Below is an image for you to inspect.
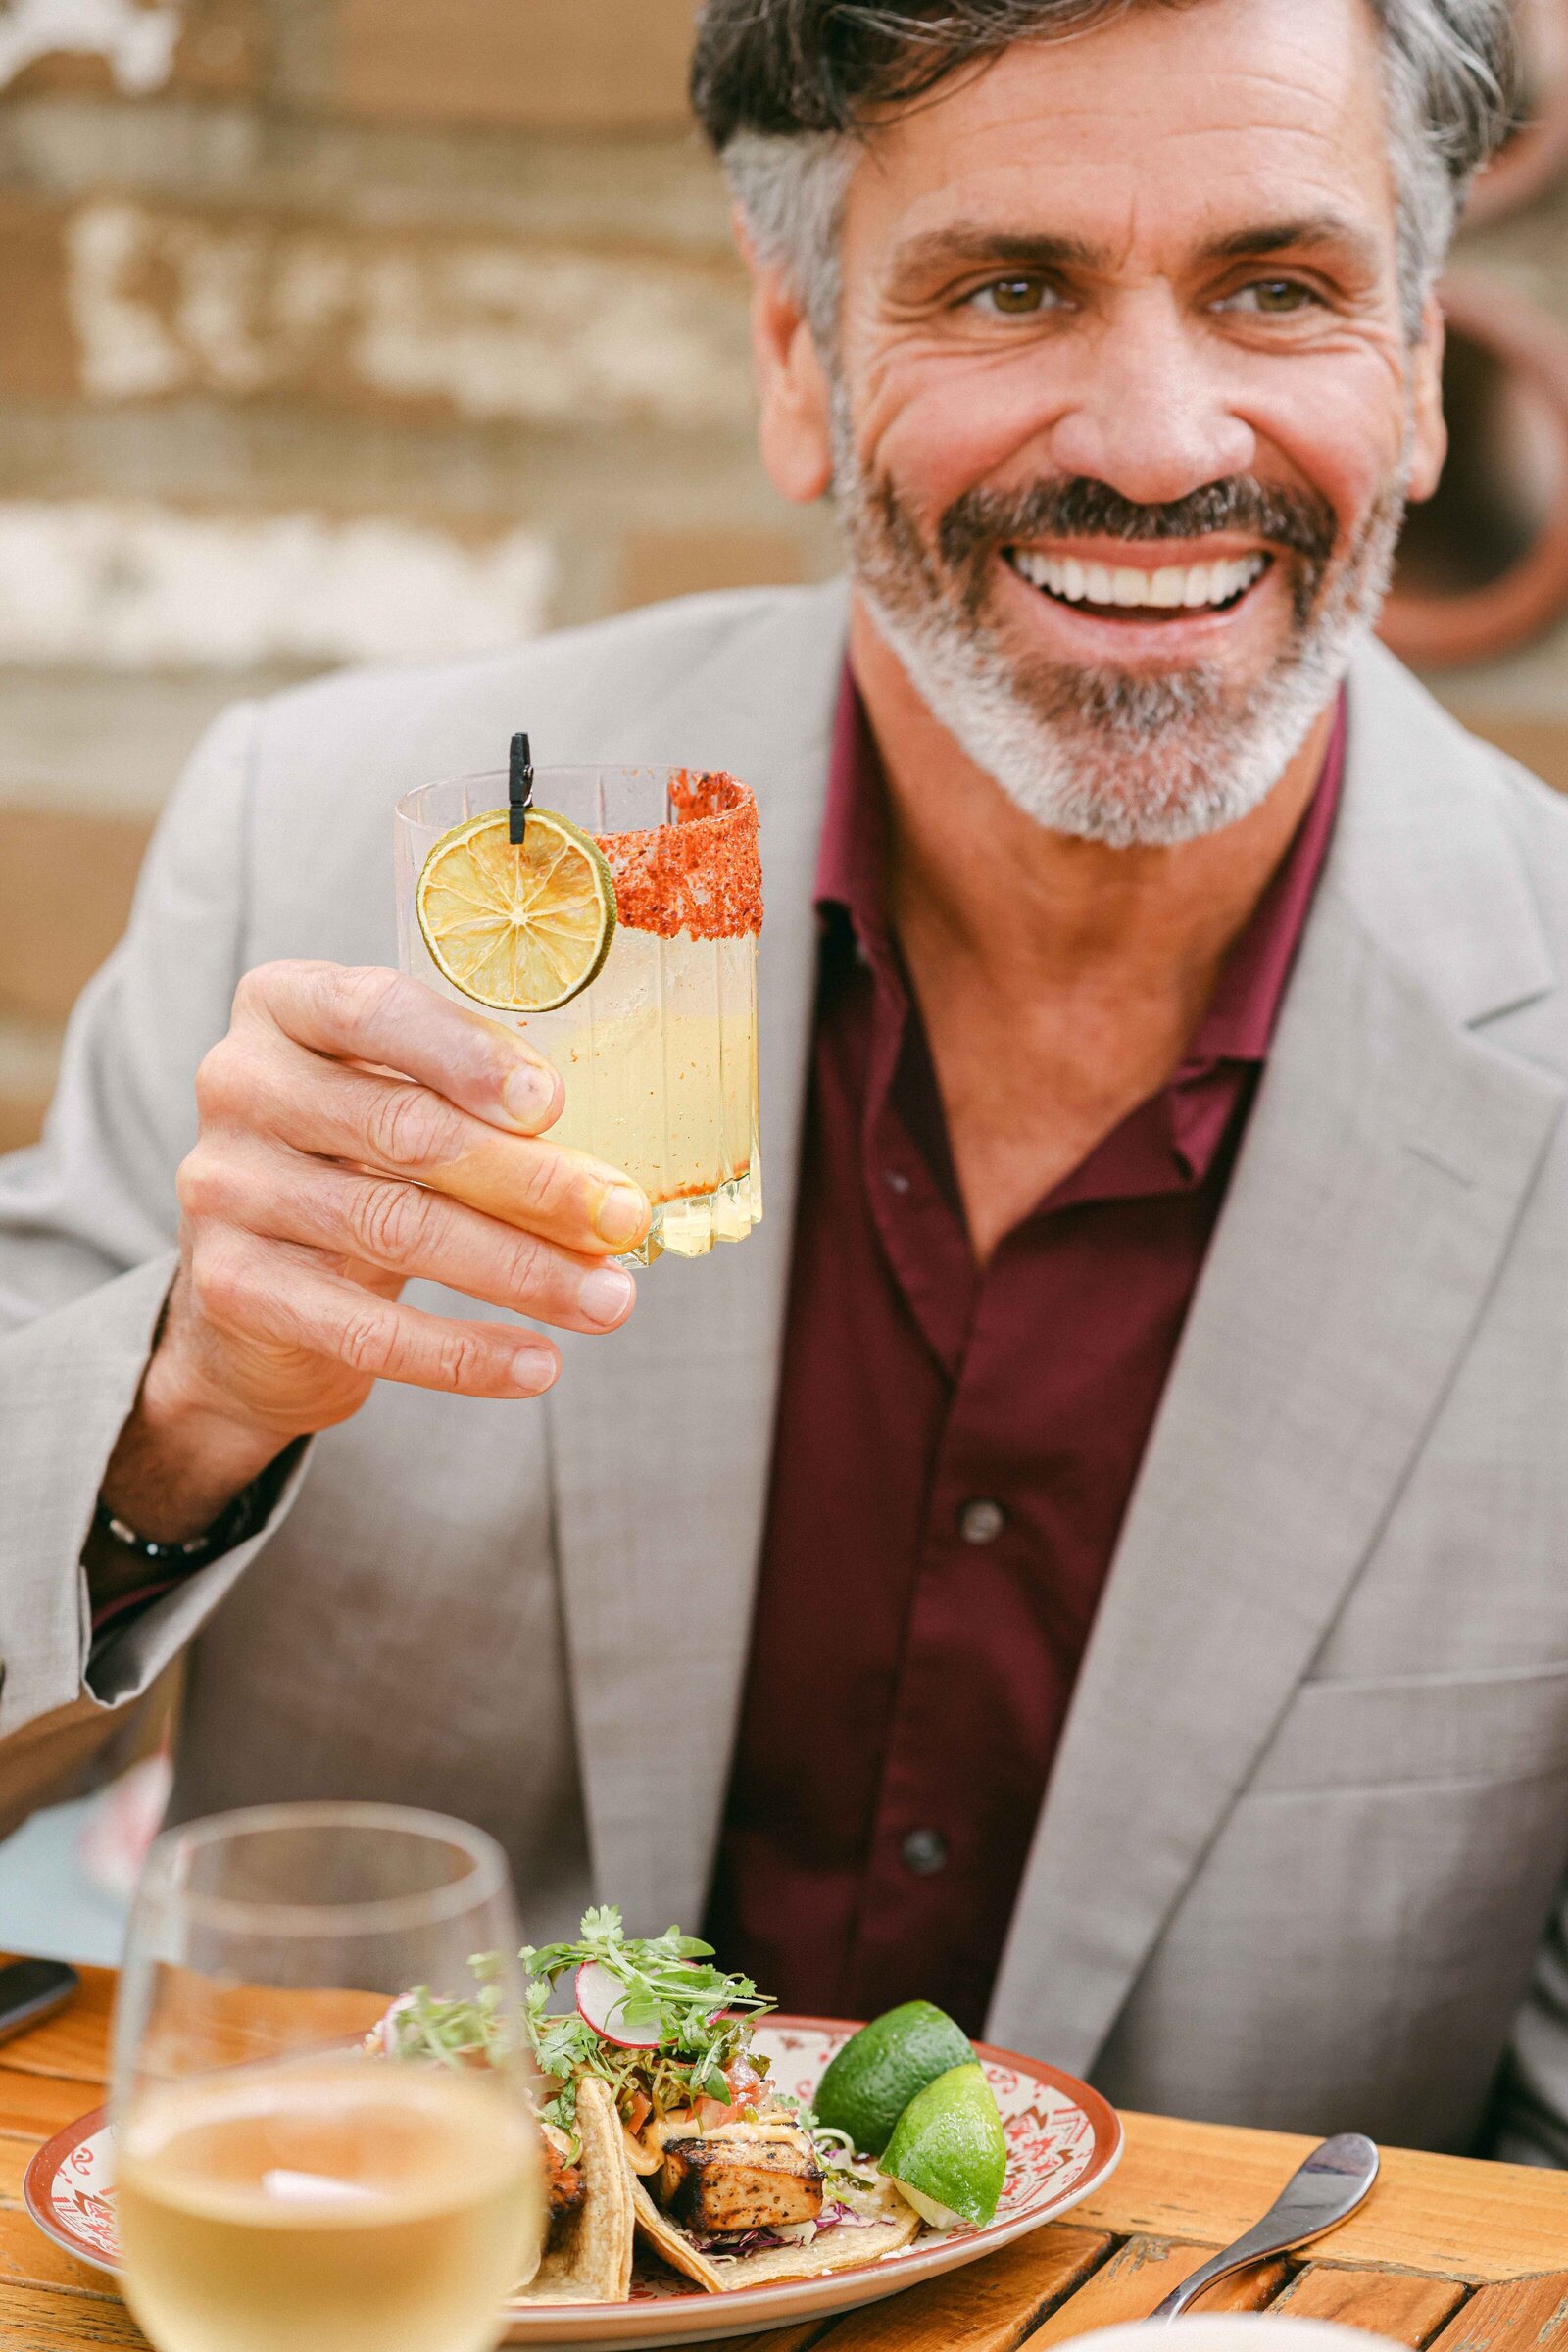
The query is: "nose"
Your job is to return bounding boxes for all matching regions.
[1047,286,1257,504]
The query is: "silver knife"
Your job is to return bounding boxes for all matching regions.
[1151,2132,1381,2320]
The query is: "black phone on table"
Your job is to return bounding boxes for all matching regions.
[0,1957,78,2044]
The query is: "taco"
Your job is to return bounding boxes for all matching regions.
[516,2075,634,2303]
[519,1908,922,2293]
[365,1993,634,2303]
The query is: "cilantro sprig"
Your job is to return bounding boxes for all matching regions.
[375,1907,777,2140]
[522,1905,775,2117]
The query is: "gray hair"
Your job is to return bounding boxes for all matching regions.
[694,0,1518,343]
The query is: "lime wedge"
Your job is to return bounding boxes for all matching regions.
[812,2000,974,2157]
[416,807,616,1013]
[882,2061,1007,2230]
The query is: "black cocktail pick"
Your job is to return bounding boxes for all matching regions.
[509,731,534,847]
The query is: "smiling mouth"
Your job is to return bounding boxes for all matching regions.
[1004,548,1272,618]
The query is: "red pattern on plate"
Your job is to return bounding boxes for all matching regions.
[25,2015,1122,2330]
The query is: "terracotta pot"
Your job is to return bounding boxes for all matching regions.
[1466,0,1568,222]
[1378,275,1568,667]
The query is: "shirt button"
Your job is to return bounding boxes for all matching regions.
[901,1827,950,1879]
[884,1169,912,1196]
[958,1498,1007,1546]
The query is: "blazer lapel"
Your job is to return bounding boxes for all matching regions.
[988,649,1565,2069]
[545,585,848,1934]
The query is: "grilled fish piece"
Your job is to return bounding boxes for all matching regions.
[542,2122,586,2222]
[659,2128,824,2236]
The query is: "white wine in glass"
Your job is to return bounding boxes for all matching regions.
[112,1803,544,2352]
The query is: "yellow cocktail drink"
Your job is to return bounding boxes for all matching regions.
[396,766,762,1264]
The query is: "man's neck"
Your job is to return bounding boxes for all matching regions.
[847,596,1339,1257]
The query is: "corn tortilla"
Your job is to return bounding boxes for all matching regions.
[516,2078,635,2303]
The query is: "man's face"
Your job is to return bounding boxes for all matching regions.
[758,0,1446,844]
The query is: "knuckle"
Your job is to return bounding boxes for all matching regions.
[496,1226,550,1300]
[364,1083,458,1174]
[188,1231,260,1330]
[232,959,294,1025]
[229,965,265,1021]
[514,1146,574,1224]
[175,1145,233,1224]
[429,1322,496,1393]
[336,1304,398,1378]
[348,1176,437,1270]
[329,963,403,1052]
[194,1038,244,1123]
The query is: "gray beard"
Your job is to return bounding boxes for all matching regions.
[833,398,1409,849]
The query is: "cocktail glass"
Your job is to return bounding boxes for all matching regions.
[395,767,761,1266]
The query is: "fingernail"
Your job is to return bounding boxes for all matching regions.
[510,1345,557,1395]
[504,1061,557,1128]
[595,1185,649,1249]
[578,1266,635,1329]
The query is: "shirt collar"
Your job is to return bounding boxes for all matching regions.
[815,663,1346,1076]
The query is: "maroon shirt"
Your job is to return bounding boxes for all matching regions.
[705,675,1345,2035]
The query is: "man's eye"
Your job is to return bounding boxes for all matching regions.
[1221,278,1321,316]
[971,277,1054,317]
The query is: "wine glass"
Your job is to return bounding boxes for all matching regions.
[111,1802,544,2352]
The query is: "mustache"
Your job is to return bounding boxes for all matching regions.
[936,476,1340,573]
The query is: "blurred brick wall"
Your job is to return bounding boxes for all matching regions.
[0,0,1564,1149]
[0,0,843,1145]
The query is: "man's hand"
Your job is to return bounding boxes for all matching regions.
[104,962,651,1543]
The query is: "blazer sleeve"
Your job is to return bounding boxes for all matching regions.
[1494,1895,1568,2169]
[0,698,309,1819]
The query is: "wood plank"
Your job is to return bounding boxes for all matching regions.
[0,2135,38,2206]
[693,2330,827,2352]
[1271,2265,1469,2345]
[0,2075,106,2141]
[1073,2112,1568,2284]
[1430,2269,1568,2352]
[1028,2237,1286,2341]
[0,2205,120,2299]
[0,1964,115,2091]
[334,0,699,131]
[813,2225,1113,2352]
[0,2281,146,2345]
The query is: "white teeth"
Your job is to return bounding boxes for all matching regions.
[1008,550,1268,612]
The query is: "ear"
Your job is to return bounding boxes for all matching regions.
[736,206,835,505]
[1405,291,1447,505]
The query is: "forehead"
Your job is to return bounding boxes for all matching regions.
[847,0,1398,265]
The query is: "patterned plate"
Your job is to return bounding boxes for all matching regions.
[25,2016,1122,2349]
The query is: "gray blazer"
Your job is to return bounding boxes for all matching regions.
[4,583,1568,2165]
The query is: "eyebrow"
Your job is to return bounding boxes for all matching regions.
[888,212,1381,287]
[888,227,1103,283]
[1199,214,1381,270]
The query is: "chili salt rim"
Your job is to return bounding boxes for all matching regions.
[599,770,762,941]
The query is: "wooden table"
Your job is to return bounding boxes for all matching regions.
[4,1961,1568,2350]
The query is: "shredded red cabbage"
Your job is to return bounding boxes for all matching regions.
[691,2204,877,2258]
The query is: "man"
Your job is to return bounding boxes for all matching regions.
[3,0,1567,2161]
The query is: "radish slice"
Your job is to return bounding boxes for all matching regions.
[576,1960,662,2049]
